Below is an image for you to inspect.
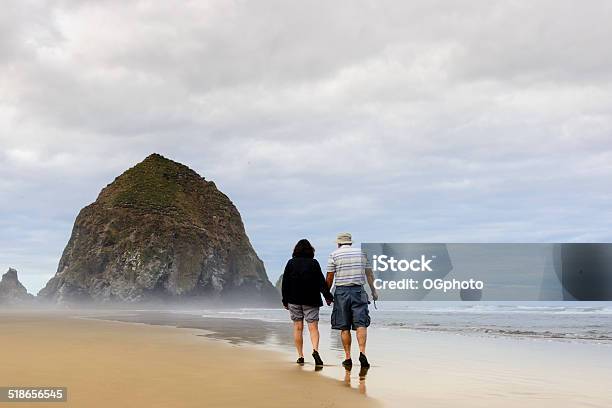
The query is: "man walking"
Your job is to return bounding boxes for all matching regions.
[326,233,378,368]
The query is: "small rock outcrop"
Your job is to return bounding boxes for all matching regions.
[275,274,283,293]
[38,154,278,305]
[0,268,34,304]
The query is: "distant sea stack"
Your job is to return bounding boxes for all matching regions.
[38,154,278,305]
[275,274,283,293]
[0,268,34,304]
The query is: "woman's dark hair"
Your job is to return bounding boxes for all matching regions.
[293,239,315,258]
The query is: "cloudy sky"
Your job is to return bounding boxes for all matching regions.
[2,0,612,293]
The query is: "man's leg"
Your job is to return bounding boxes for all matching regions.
[341,329,352,360]
[352,288,371,367]
[307,321,320,351]
[332,288,353,365]
[356,327,367,354]
[293,320,304,358]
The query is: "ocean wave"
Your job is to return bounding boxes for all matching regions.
[188,304,612,344]
[382,322,612,343]
[374,304,612,315]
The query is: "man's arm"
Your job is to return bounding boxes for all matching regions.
[326,272,334,291]
[324,273,334,305]
[365,267,378,301]
[326,253,336,292]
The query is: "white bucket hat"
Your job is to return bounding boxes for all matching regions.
[336,232,352,245]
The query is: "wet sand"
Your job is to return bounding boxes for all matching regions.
[96,310,612,408]
[0,311,377,408]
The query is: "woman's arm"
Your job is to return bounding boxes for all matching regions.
[281,260,291,308]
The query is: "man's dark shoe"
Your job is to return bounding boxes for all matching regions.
[359,352,370,368]
[312,350,324,367]
[342,358,353,369]
[296,357,305,365]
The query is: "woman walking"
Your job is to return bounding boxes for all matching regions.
[282,239,333,366]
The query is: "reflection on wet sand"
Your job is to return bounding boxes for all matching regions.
[93,311,295,346]
[95,311,373,395]
[344,366,370,395]
[95,311,355,357]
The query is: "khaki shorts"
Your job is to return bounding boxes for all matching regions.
[288,304,320,323]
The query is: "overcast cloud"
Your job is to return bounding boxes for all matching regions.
[2,0,612,293]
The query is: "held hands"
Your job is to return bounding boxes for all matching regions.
[326,298,333,306]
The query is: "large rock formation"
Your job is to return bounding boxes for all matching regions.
[39,154,278,305]
[0,268,34,304]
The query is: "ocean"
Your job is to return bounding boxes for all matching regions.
[193,301,612,344]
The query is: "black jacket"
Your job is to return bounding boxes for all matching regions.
[281,257,333,307]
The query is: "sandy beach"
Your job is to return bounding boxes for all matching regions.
[2,307,612,408]
[0,311,377,408]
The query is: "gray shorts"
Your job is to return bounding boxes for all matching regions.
[331,285,370,330]
[288,304,320,323]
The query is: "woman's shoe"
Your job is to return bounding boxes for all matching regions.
[296,357,305,365]
[312,350,324,367]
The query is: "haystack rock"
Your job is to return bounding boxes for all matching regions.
[38,154,278,305]
[0,268,34,304]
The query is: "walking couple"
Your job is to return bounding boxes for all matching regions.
[281,233,378,369]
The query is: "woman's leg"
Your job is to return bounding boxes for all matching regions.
[293,320,304,358]
[307,321,320,351]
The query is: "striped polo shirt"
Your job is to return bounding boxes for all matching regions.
[327,245,370,286]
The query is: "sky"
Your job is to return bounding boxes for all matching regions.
[1,0,612,294]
